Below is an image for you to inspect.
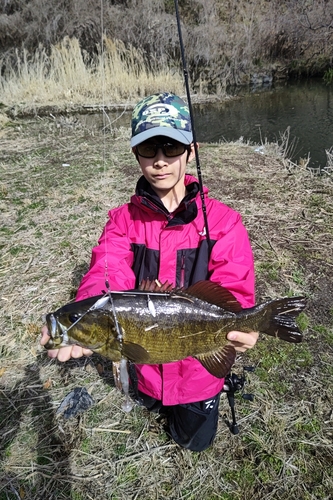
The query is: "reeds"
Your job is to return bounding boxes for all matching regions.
[0,36,184,108]
[1,0,333,99]
[324,147,333,174]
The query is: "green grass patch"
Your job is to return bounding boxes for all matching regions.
[0,120,332,500]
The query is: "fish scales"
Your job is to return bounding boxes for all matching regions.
[104,296,261,361]
[45,281,306,378]
[107,294,235,363]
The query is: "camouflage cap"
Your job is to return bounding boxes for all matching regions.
[131,92,193,147]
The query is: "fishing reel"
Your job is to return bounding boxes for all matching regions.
[223,366,255,435]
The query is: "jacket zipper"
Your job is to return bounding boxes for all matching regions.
[180,251,185,288]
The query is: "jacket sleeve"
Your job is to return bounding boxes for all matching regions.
[75,210,136,301]
[209,211,255,309]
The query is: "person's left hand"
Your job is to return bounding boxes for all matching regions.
[227,330,259,352]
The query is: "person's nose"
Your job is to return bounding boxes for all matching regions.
[153,148,168,167]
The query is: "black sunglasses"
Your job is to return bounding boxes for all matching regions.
[136,141,189,158]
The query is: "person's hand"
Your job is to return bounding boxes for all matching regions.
[227,330,259,352]
[40,325,93,362]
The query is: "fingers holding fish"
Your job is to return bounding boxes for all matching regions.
[139,279,174,292]
[40,325,52,347]
[43,281,305,377]
[40,325,93,361]
[55,344,93,361]
[48,344,73,361]
[227,330,259,352]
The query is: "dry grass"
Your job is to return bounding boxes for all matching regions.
[1,0,333,91]
[324,147,333,175]
[0,36,184,114]
[0,115,332,499]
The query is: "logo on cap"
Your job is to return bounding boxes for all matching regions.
[130,92,193,147]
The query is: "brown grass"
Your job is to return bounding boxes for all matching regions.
[0,114,332,499]
[0,36,184,113]
[1,0,333,90]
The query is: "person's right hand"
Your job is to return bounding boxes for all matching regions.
[40,325,93,362]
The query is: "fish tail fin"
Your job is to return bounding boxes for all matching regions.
[263,296,306,343]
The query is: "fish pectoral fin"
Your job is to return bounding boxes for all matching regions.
[195,345,236,378]
[122,342,151,363]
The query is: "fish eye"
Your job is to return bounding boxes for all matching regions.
[68,313,81,324]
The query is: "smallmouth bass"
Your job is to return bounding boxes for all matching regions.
[45,281,306,378]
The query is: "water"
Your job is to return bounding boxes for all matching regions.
[77,79,333,169]
[193,79,333,169]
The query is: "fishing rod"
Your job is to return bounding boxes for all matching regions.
[174,0,212,251]
[174,1,256,434]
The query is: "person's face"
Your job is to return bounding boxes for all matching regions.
[133,136,195,195]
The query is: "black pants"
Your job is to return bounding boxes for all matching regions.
[138,390,221,452]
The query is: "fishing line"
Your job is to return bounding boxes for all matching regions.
[99,0,124,346]
[107,289,123,342]
[99,3,130,411]
[174,1,251,433]
[99,0,112,295]
[174,0,212,251]
[53,293,111,339]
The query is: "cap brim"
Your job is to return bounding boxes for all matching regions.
[131,127,193,147]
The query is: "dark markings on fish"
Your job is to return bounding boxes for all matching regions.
[45,280,306,379]
[195,345,236,378]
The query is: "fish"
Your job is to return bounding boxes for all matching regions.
[45,280,306,379]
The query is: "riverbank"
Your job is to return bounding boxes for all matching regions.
[0,35,234,120]
[0,117,332,499]
[0,37,185,117]
[1,94,227,119]
[2,1,333,91]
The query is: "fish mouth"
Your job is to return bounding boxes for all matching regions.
[48,313,58,339]
[46,313,70,347]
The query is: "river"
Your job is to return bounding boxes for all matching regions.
[193,78,333,170]
[79,78,332,170]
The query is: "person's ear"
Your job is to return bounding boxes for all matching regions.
[187,142,199,163]
[132,147,140,163]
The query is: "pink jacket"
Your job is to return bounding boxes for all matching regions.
[76,174,255,405]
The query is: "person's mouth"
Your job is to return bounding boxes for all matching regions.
[154,173,171,179]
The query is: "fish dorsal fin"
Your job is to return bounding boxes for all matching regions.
[195,345,236,378]
[185,281,242,312]
[138,279,242,312]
